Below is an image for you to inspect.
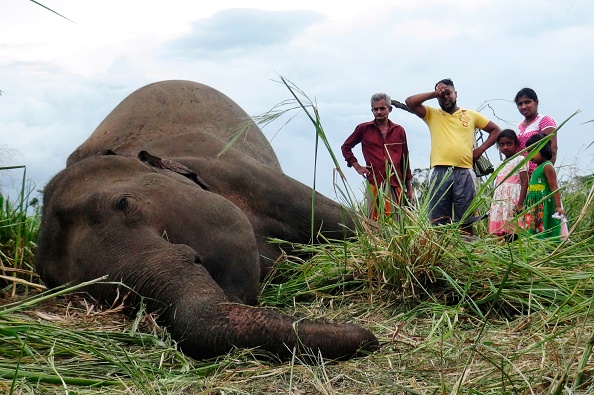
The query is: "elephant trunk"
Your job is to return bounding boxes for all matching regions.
[166,297,379,360]
[78,238,378,361]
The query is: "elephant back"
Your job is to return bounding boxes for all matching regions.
[67,80,281,170]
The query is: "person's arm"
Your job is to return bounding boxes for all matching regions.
[541,126,558,164]
[543,164,564,215]
[473,121,501,161]
[515,170,529,212]
[341,129,370,177]
[538,116,558,163]
[405,90,441,119]
[406,83,450,118]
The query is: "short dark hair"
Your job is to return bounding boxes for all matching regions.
[526,133,553,160]
[514,87,538,104]
[498,129,519,143]
[435,78,455,90]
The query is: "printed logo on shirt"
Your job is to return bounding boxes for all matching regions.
[459,109,469,128]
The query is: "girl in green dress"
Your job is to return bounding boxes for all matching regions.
[522,133,565,239]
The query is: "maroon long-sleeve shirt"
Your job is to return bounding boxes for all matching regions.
[341,120,412,188]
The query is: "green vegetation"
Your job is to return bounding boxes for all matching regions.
[0,166,41,298]
[1,88,594,394]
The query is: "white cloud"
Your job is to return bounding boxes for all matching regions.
[165,8,325,57]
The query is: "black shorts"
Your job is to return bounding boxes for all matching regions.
[428,166,476,225]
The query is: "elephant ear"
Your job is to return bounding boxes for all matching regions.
[138,150,209,190]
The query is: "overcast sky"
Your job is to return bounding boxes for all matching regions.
[1,0,592,203]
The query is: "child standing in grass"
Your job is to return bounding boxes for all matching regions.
[489,130,528,239]
[522,133,565,239]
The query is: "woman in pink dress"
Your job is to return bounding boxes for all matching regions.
[514,87,558,174]
[514,87,568,238]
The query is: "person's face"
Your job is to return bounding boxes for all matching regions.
[516,95,538,120]
[528,150,544,165]
[498,136,518,158]
[437,85,457,112]
[371,99,391,122]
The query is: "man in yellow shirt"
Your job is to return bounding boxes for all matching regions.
[405,79,500,235]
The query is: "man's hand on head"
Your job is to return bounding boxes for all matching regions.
[435,83,449,98]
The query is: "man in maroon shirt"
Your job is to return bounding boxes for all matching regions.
[341,93,413,220]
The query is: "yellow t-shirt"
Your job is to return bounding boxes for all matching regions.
[423,106,489,168]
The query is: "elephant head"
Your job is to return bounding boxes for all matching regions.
[35,80,378,360]
[36,153,378,359]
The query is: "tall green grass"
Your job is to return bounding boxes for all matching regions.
[258,81,594,320]
[0,166,41,297]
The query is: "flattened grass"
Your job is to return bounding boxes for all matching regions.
[0,283,230,394]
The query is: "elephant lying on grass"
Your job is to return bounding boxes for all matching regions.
[35,80,378,360]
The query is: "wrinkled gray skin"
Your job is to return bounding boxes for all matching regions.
[36,80,378,360]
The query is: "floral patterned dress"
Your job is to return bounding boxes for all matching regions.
[488,156,527,236]
[522,161,561,239]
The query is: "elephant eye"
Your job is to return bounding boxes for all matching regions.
[115,196,129,211]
